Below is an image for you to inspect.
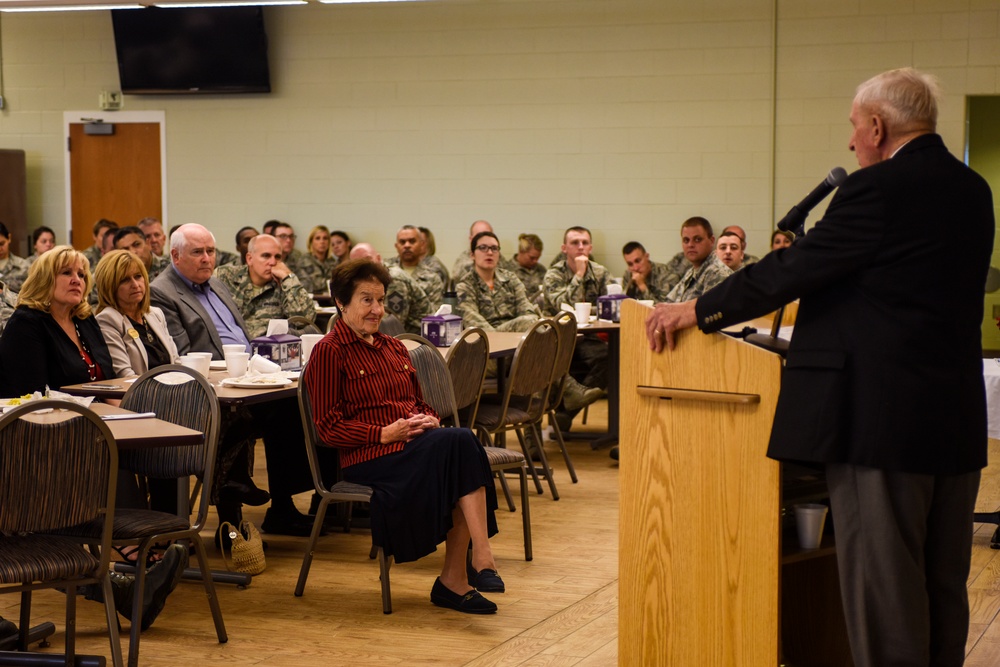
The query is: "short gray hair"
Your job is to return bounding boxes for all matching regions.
[854,67,940,133]
[170,224,216,253]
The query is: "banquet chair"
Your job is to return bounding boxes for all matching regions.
[91,365,226,667]
[296,369,393,614]
[287,315,322,335]
[378,313,405,336]
[0,400,123,667]
[542,312,581,483]
[442,328,517,510]
[472,319,561,500]
[398,334,532,561]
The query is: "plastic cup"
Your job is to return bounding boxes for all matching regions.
[794,503,829,550]
[300,334,324,365]
[222,344,247,356]
[225,352,250,378]
[574,302,592,325]
[177,354,210,378]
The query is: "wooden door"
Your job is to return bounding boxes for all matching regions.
[68,122,162,250]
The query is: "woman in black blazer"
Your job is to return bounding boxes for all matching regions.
[0,245,113,396]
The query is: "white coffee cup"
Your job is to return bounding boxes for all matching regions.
[225,352,250,378]
[177,354,210,378]
[574,302,592,325]
[300,334,324,365]
[637,299,655,308]
[794,503,829,550]
[222,344,247,356]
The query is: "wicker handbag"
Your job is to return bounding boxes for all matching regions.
[219,520,266,575]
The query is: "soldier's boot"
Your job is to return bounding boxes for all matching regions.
[562,376,604,413]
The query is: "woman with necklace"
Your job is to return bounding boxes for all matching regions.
[0,245,113,395]
[94,249,178,377]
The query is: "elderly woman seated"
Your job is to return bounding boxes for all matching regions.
[305,258,504,614]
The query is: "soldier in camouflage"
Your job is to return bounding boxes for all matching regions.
[295,225,339,294]
[416,226,451,289]
[665,217,733,302]
[385,225,445,306]
[451,220,514,287]
[0,280,17,334]
[83,219,118,271]
[714,232,746,272]
[272,221,310,286]
[542,226,617,316]
[113,226,171,284]
[0,223,29,293]
[455,231,540,332]
[213,234,316,339]
[621,241,679,302]
[350,243,431,334]
[722,225,760,267]
[511,233,547,308]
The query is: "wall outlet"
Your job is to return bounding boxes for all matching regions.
[100,90,123,111]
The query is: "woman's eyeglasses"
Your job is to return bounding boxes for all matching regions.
[475,245,500,254]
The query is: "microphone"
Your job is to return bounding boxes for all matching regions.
[776,167,848,233]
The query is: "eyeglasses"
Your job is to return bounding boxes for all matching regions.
[275,233,296,241]
[475,245,501,254]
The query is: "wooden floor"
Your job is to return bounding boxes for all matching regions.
[0,404,620,666]
[8,409,1000,665]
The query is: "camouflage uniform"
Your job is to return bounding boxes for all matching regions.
[451,250,513,288]
[83,244,102,271]
[282,248,307,279]
[385,265,432,334]
[665,252,733,303]
[0,281,17,334]
[147,254,170,283]
[216,249,240,268]
[664,251,691,282]
[294,253,337,294]
[623,261,680,302]
[213,264,316,339]
[742,254,760,267]
[421,255,450,290]
[385,257,445,307]
[513,262,547,309]
[0,255,30,293]
[455,267,540,332]
[542,259,616,315]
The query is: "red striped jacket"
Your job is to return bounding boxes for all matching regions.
[305,319,437,468]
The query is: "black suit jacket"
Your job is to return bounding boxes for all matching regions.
[0,307,114,396]
[697,134,994,475]
[150,266,249,360]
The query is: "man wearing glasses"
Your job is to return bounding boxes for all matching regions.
[273,221,307,284]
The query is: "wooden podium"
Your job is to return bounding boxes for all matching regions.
[618,299,851,666]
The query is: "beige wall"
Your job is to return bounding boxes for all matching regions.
[0,0,998,278]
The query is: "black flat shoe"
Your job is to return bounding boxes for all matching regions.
[261,508,328,537]
[218,481,271,507]
[430,578,497,615]
[466,561,505,593]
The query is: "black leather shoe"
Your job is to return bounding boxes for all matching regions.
[218,481,271,507]
[466,563,505,593]
[261,507,327,537]
[138,544,187,631]
[609,446,619,461]
[0,616,16,638]
[430,578,497,614]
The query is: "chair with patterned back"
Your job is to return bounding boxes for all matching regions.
[398,333,532,562]
[111,364,227,667]
[296,368,393,614]
[542,312,580,483]
[444,327,489,429]
[472,319,561,499]
[377,313,405,336]
[287,315,322,335]
[324,308,340,333]
[0,400,123,667]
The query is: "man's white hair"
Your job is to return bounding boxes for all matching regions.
[854,67,940,133]
[170,224,216,253]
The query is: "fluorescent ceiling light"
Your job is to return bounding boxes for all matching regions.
[153,0,306,5]
[0,3,141,9]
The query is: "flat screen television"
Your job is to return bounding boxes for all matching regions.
[111,7,271,95]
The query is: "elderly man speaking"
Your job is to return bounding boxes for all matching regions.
[646,68,994,667]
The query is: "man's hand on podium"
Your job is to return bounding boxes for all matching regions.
[646,300,698,352]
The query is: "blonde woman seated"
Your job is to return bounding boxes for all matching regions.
[454,231,540,332]
[94,249,178,377]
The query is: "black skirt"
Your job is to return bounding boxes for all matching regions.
[342,428,499,563]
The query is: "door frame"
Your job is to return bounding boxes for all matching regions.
[63,110,167,248]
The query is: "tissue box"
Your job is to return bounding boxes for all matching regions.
[421,313,463,347]
[251,333,301,370]
[597,294,631,323]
